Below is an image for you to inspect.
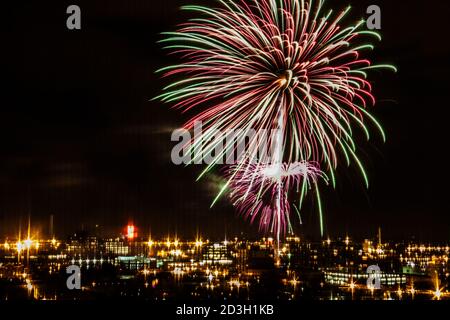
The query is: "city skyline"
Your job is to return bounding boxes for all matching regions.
[1,217,449,248]
[1,214,449,242]
[1,222,449,301]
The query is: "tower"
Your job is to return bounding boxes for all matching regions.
[49,214,54,239]
[378,226,382,246]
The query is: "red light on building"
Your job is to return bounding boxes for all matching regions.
[126,224,137,240]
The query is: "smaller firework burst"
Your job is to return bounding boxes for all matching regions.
[227,161,327,237]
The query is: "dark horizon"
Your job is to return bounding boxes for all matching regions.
[0,214,446,244]
[2,0,450,241]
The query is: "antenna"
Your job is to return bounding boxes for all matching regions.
[378,226,382,246]
[50,214,54,239]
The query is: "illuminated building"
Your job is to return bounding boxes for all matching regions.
[324,270,406,286]
[126,224,137,240]
[202,243,232,265]
[105,238,129,256]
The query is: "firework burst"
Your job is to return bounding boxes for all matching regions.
[227,161,326,235]
[157,0,395,239]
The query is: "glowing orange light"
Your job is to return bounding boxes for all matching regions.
[24,238,32,250]
[126,224,137,240]
[434,288,442,300]
[195,239,203,247]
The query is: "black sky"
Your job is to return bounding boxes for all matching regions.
[2,0,450,241]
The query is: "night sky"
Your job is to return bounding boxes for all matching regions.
[2,0,450,241]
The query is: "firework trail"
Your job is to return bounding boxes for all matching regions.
[227,161,326,236]
[157,0,395,239]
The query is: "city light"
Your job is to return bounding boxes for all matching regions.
[16,241,23,253]
[410,286,416,298]
[434,288,442,300]
[126,224,137,240]
[290,277,300,288]
[1,229,449,301]
[195,239,203,248]
[24,238,33,250]
[349,282,356,290]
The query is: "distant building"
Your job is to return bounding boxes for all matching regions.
[202,243,232,265]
